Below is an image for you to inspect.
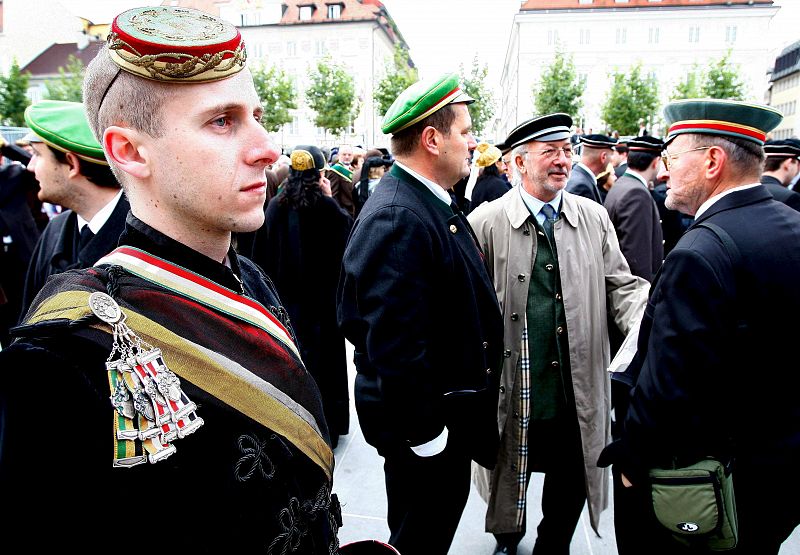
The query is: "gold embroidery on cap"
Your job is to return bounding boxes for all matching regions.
[108,33,246,81]
[129,8,226,42]
[291,150,315,171]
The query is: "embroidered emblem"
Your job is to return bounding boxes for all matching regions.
[234,433,276,482]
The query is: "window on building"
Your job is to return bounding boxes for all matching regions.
[299,5,313,21]
[725,25,737,44]
[287,41,297,57]
[1,1,5,33]
[288,115,299,135]
[688,26,700,43]
[578,0,593,4]
[579,29,590,45]
[327,3,342,19]
[616,27,627,45]
[649,27,660,44]
[547,29,560,46]
[315,39,326,57]
[614,0,629,3]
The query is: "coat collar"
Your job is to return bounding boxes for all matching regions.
[505,185,580,230]
[691,185,773,227]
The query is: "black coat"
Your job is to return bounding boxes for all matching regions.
[0,163,41,345]
[611,186,800,476]
[604,172,664,282]
[468,172,511,214]
[20,194,129,317]
[252,193,353,439]
[761,175,800,212]
[337,163,504,468]
[567,163,603,204]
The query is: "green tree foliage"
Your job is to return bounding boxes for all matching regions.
[305,58,360,138]
[601,64,659,135]
[374,43,418,117]
[44,55,85,102]
[701,51,746,100]
[0,59,31,126]
[460,55,496,137]
[250,63,297,132]
[671,65,703,100]
[532,49,585,118]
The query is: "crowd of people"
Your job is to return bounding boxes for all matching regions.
[1,5,800,555]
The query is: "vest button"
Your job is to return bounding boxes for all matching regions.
[449,224,458,234]
[545,264,554,271]
[510,312,519,321]
[512,411,519,419]
[557,326,564,335]
[503,349,512,358]
[555,293,562,301]
[551,360,560,368]
[486,367,492,375]
[518,274,526,282]
[538,230,545,237]
[483,341,489,349]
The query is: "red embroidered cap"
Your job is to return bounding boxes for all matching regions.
[107,6,246,83]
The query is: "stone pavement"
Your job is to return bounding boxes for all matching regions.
[333,343,800,554]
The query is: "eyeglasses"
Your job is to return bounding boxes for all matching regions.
[660,146,711,171]
[521,146,574,160]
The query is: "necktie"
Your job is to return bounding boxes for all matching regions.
[78,225,95,250]
[540,203,557,244]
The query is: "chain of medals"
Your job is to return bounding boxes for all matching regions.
[89,291,204,467]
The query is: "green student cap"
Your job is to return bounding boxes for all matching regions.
[381,73,474,135]
[663,98,783,146]
[24,100,108,165]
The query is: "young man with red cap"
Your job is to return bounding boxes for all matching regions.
[337,73,504,554]
[0,6,345,553]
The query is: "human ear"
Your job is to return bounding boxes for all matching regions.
[104,126,151,180]
[420,126,440,156]
[64,151,81,179]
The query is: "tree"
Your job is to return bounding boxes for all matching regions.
[460,55,495,137]
[44,55,85,102]
[670,64,703,100]
[305,58,359,138]
[0,59,31,127]
[374,43,418,117]
[600,64,659,136]
[702,51,746,100]
[250,63,297,132]
[532,48,585,118]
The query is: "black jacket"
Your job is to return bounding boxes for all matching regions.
[337,163,504,468]
[761,175,800,212]
[567,163,603,204]
[20,194,129,317]
[469,172,511,214]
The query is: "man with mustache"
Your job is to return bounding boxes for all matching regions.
[468,113,648,555]
[338,73,504,554]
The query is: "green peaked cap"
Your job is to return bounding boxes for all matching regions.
[24,100,107,165]
[381,72,474,135]
[329,162,353,182]
[663,98,783,146]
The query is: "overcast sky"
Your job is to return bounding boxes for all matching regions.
[382,0,799,95]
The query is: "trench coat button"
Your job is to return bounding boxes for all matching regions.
[551,360,560,368]
[557,326,564,335]
[499,385,506,393]
[555,293,562,301]
[449,224,457,234]
[545,264,554,271]
[523,228,531,236]
[483,341,489,349]
[518,274,526,282]
[503,349,512,358]
[510,312,519,321]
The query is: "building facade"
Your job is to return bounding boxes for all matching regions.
[768,40,799,140]
[212,0,409,151]
[497,0,779,139]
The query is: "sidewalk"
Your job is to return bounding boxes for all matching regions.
[333,342,800,554]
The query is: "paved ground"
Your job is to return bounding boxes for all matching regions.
[333,343,800,554]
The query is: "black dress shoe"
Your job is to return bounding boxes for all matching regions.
[493,543,517,555]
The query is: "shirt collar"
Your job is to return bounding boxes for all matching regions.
[77,190,124,234]
[575,162,597,185]
[694,183,761,219]
[518,185,562,224]
[394,160,454,206]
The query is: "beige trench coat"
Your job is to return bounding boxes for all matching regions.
[467,187,649,535]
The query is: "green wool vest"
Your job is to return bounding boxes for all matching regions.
[526,217,574,422]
